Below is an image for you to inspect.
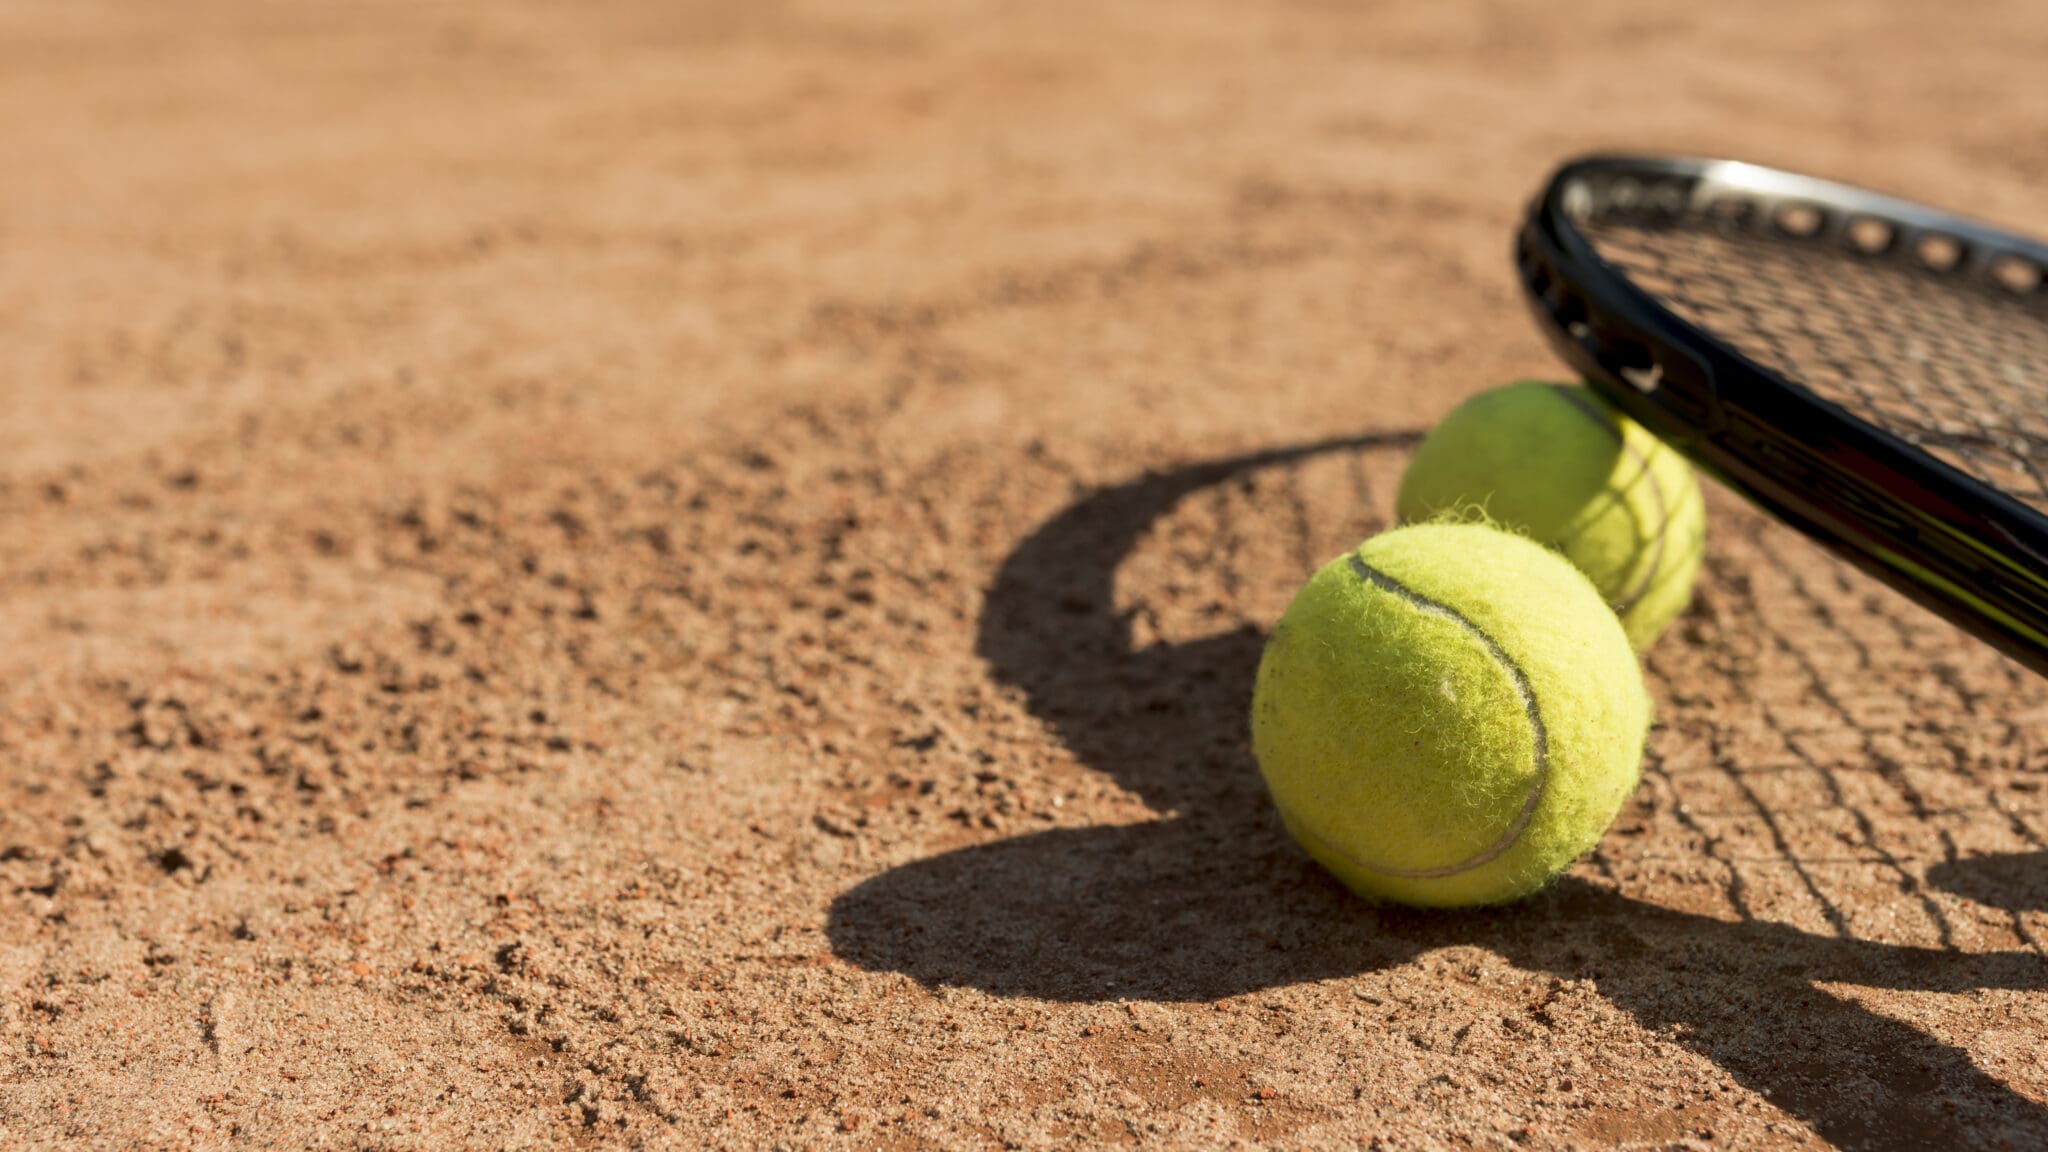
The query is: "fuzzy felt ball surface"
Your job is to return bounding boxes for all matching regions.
[1251,522,1651,907]
[1395,381,1706,650]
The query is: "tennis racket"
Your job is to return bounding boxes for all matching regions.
[1517,154,2048,677]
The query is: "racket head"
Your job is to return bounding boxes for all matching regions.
[1516,154,2048,676]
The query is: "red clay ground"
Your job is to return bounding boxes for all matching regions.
[2,2,2046,1149]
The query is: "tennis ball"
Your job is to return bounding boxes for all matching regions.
[1395,381,1705,650]
[1251,522,1650,907]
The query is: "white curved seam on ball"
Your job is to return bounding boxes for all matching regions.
[1549,385,1670,616]
[1276,553,1551,881]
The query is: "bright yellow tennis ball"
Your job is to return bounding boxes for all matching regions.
[1396,381,1705,650]
[1251,522,1650,908]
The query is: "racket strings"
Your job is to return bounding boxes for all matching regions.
[1582,216,2048,512]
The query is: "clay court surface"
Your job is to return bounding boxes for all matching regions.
[4,2,2048,1148]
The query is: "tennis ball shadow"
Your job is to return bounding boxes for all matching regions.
[833,433,1430,1003]
[825,433,2048,1150]
[828,819,1420,1002]
[1926,851,2048,914]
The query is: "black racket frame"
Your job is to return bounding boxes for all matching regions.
[1517,154,2048,677]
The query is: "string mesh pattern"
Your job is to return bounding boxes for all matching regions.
[1578,214,2048,512]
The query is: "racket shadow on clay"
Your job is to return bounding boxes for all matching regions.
[827,435,2048,1151]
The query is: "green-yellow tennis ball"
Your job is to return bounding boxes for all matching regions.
[1396,380,1705,650]
[1251,522,1650,908]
